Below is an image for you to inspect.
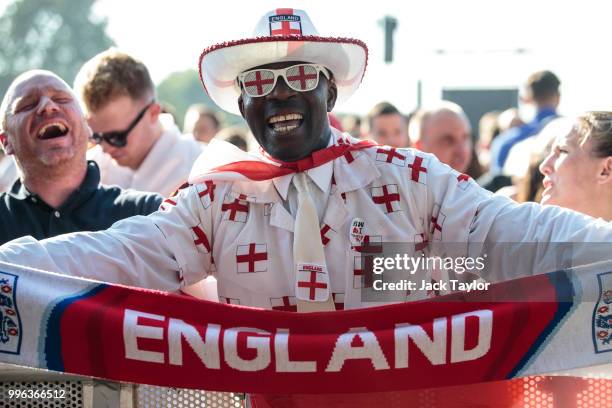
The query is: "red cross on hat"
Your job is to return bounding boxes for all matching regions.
[270,8,302,36]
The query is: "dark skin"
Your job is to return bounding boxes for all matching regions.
[238,61,338,162]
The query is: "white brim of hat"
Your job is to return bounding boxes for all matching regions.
[199,35,368,115]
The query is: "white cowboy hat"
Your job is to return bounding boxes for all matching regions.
[198,8,368,115]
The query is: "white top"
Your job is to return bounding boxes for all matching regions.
[0,155,17,193]
[87,114,203,197]
[1,129,611,310]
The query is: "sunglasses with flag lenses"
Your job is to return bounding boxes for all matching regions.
[90,102,154,148]
[237,64,330,98]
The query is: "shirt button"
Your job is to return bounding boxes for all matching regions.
[54,211,60,218]
[31,197,37,203]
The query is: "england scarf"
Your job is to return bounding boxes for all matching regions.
[0,260,611,394]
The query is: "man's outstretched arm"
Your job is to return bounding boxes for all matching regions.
[0,184,215,291]
[418,152,612,282]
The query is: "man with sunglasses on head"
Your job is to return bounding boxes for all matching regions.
[0,9,611,405]
[0,70,162,245]
[77,49,202,197]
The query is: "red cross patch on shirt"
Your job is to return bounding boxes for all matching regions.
[456,173,471,191]
[190,224,211,253]
[159,197,177,212]
[407,155,428,184]
[430,204,446,241]
[352,235,383,253]
[375,147,407,166]
[196,180,216,209]
[371,184,401,213]
[222,193,249,223]
[337,138,359,163]
[236,243,267,273]
[160,182,190,211]
[320,224,334,246]
[353,256,374,289]
[296,263,330,302]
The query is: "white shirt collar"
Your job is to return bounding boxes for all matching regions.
[271,134,335,200]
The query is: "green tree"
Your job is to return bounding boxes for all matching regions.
[157,69,243,130]
[0,0,114,96]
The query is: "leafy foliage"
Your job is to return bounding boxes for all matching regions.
[0,0,114,96]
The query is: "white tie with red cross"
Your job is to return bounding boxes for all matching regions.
[292,172,335,312]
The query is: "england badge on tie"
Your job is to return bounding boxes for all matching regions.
[295,262,331,302]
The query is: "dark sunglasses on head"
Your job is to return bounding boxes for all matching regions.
[90,102,154,148]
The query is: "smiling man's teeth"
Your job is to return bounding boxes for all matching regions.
[273,124,299,133]
[38,122,67,137]
[268,113,303,124]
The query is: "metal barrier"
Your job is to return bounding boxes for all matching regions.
[3,363,611,407]
[136,385,243,408]
[0,364,244,407]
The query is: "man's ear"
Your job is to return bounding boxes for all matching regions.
[326,81,338,113]
[597,156,612,184]
[238,95,245,119]
[0,132,14,155]
[148,102,162,122]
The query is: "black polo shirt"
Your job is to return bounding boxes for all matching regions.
[0,161,163,245]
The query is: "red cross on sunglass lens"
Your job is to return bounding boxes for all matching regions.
[286,65,318,90]
[244,71,275,96]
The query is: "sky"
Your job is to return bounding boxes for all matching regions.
[69,1,612,115]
